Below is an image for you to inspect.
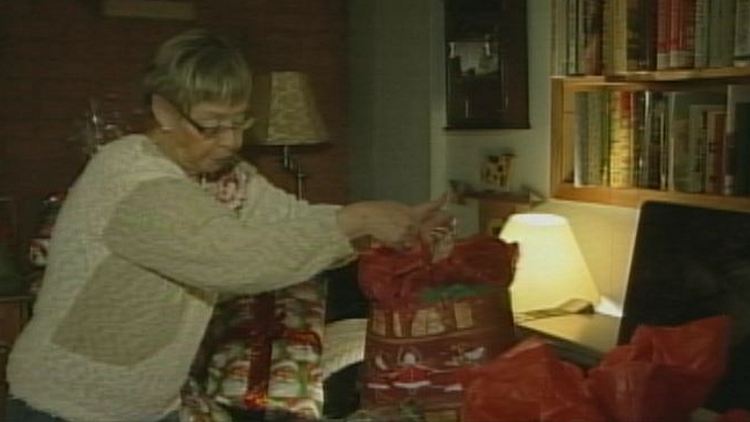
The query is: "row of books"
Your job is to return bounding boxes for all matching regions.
[570,84,750,196]
[552,0,750,75]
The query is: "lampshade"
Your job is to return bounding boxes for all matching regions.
[248,71,328,146]
[499,213,600,313]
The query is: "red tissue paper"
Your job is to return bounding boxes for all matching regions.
[460,338,607,422]
[588,315,731,422]
[460,315,733,422]
[358,234,518,308]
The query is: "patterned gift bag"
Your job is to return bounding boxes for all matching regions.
[358,235,519,421]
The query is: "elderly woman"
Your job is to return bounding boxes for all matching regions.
[6,29,447,422]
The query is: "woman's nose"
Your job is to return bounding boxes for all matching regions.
[216,129,244,150]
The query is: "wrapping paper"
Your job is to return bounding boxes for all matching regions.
[205,279,327,421]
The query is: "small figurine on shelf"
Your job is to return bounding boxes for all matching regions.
[480,153,515,192]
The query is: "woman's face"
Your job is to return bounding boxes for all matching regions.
[155,98,251,176]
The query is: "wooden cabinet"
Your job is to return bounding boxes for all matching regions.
[0,296,31,421]
[551,70,750,212]
[444,0,529,129]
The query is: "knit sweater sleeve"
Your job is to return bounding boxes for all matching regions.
[236,162,340,223]
[102,176,355,295]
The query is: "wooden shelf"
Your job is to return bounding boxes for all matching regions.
[553,183,750,213]
[554,67,750,83]
[550,72,750,212]
[608,66,750,82]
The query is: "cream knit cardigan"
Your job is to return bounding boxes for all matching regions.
[7,134,354,422]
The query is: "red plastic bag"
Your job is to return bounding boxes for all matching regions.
[588,315,732,422]
[460,338,607,422]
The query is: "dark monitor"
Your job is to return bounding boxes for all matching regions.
[620,200,750,412]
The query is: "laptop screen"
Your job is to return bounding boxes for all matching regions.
[620,200,750,412]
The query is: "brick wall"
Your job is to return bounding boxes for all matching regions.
[0,0,348,257]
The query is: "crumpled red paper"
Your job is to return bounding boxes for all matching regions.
[358,234,518,308]
[460,338,606,422]
[716,409,750,422]
[588,315,731,422]
[460,315,734,422]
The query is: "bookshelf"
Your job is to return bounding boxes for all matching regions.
[550,0,750,212]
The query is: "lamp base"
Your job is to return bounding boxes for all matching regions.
[514,298,594,323]
[280,145,307,199]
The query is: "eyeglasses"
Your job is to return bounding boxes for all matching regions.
[172,102,254,139]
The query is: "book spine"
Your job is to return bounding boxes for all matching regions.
[707,0,723,67]
[583,0,603,74]
[734,0,750,66]
[732,103,750,195]
[668,0,682,67]
[648,92,667,189]
[577,0,587,74]
[574,92,590,186]
[722,84,750,195]
[679,0,696,69]
[704,110,727,194]
[601,0,614,74]
[567,0,579,74]
[609,90,634,188]
[656,0,672,69]
[658,94,670,190]
[641,0,659,70]
[611,0,628,73]
[626,0,642,70]
[720,0,737,67]
[551,0,568,75]
[693,0,710,68]
[632,91,647,187]
[587,90,604,185]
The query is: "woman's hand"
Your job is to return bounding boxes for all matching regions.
[337,194,452,250]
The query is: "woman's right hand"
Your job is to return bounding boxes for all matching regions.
[337,195,450,250]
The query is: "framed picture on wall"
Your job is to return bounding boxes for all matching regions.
[445,0,529,129]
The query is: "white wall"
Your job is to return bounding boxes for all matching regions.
[347,0,433,203]
[349,0,640,312]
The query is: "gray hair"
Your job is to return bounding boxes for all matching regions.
[142,29,252,113]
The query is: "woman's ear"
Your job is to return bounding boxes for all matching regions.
[151,94,180,131]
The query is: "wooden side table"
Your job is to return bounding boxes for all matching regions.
[0,295,32,421]
[515,313,621,368]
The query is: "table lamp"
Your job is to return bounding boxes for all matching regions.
[247,71,328,198]
[499,213,600,314]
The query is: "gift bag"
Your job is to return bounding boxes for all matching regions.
[358,235,519,420]
[205,278,327,421]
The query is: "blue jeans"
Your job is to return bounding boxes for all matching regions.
[5,398,180,422]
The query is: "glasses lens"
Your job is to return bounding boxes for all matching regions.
[198,118,253,138]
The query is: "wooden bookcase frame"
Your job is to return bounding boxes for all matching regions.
[550,68,750,212]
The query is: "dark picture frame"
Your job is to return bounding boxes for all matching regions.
[445,0,529,129]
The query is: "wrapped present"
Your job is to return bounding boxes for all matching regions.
[180,377,233,422]
[205,278,327,421]
[358,235,519,420]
